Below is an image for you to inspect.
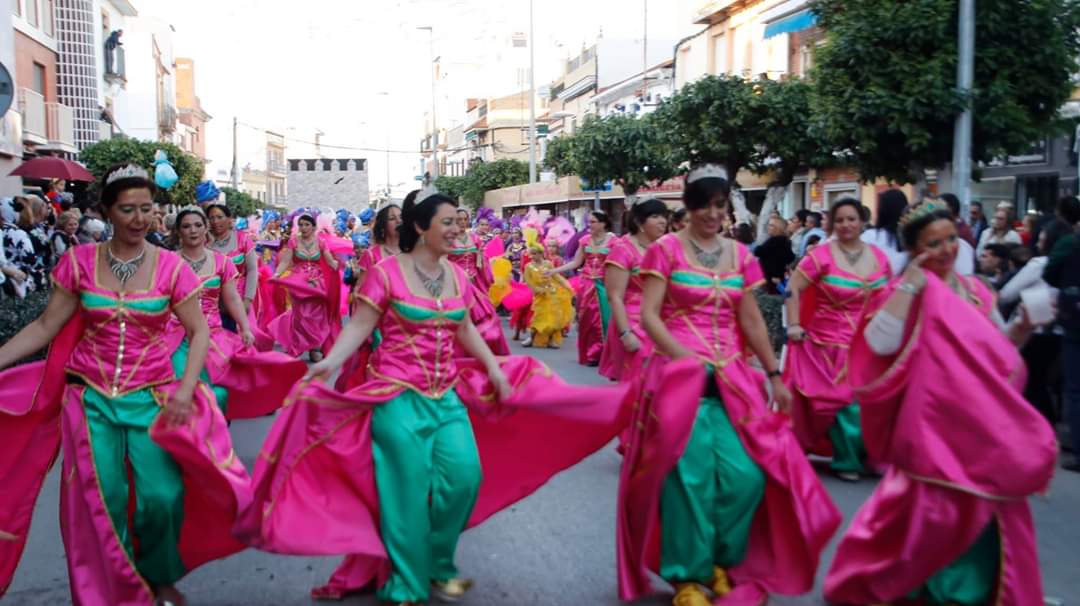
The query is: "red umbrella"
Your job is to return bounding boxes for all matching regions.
[9,156,95,182]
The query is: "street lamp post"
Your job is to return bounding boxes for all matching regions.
[377,91,391,198]
[528,0,537,184]
[418,26,439,181]
[951,0,975,207]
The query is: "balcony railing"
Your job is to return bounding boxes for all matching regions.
[158,105,178,131]
[18,88,46,143]
[46,102,76,151]
[104,46,126,83]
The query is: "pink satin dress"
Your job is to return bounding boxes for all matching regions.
[0,244,252,605]
[268,240,338,357]
[237,256,633,600]
[448,234,509,355]
[785,243,892,460]
[575,234,612,365]
[825,274,1057,606]
[598,235,652,381]
[617,234,841,604]
[165,252,306,420]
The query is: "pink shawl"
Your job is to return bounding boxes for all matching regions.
[617,356,841,605]
[236,355,632,599]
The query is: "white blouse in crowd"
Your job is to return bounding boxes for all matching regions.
[976,228,1023,256]
[860,227,974,276]
[998,256,1048,306]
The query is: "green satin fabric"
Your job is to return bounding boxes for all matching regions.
[82,386,186,586]
[828,403,867,473]
[371,389,482,603]
[169,338,229,416]
[912,522,1000,604]
[659,396,765,583]
[594,278,612,339]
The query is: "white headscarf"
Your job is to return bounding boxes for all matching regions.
[0,197,17,225]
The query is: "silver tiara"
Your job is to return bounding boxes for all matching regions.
[178,204,206,218]
[105,164,150,186]
[687,164,728,184]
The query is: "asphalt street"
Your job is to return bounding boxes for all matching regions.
[6,326,1080,605]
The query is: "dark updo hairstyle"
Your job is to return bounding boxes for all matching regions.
[828,196,865,227]
[373,204,400,244]
[670,207,688,229]
[626,198,669,235]
[399,193,458,253]
[1057,195,1080,225]
[590,210,612,231]
[683,175,731,212]
[734,222,755,245]
[101,163,155,210]
[205,203,232,218]
[1039,219,1072,255]
[874,189,909,250]
[900,207,954,252]
[297,214,316,227]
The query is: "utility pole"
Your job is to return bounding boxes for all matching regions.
[642,0,648,99]
[231,116,240,190]
[951,0,975,207]
[418,26,439,180]
[527,0,537,184]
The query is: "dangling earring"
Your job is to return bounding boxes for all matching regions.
[420,234,427,248]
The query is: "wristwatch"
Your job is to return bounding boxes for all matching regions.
[766,368,782,379]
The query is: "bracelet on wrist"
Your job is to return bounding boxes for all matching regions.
[766,368,782,379]
[898,282,921,295]
[619,329,632,338]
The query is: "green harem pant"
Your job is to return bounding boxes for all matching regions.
[82,386,186,586]
[659,395,766,583]
[371,388,483,603]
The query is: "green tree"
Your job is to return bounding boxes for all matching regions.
[219,187,264,218]
[543,134,576,177]
[811,0,1080,193]
[751,77,837,237]
[460,158,530,208]
[80,137,204,207]
[653,74,765,221]
[569,113,677,204]
[433,175,470,203]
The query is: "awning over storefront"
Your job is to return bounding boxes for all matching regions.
[764,9,818,39]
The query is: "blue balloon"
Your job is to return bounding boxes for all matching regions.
[195,180,220,203]
[236,218,249,230]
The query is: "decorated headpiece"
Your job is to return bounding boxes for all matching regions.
[176,204,207,219]
[686,163,728,184]
[105,163,150,186]
[359,208,375,224]
[899,197,949,231]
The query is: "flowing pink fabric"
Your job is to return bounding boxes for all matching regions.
[784,244,891,452]
[165,253,308,420]
[0,329,253,604]
[823,275,1056,605]
[334,246,390,392]
[483,236,504,259]
[236,356,632,599]
[268,247,342,357]
[617,357,842,604]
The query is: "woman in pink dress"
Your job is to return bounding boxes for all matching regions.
[550,210,615,366]
[783,197,892,481]
[449,206,509,354]
[617,166,841,606]
[824,200,1056,606]
[600,199,668,381]
[237,193,632,606]
[168,206,307,420]
[336,203,402,392]
[206,204,262,329]
[0,164,251,606]
[268,214,342,361]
